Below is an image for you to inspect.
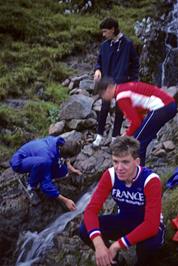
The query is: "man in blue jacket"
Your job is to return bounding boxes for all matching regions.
[10,136,82,210]
[93,17,139,147]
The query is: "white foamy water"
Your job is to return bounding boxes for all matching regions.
[16,185,95,266]
[161,0,178,86]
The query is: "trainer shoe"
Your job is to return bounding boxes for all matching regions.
[92,134,103,147]
[27,185,40,206]
[111,137,116,144]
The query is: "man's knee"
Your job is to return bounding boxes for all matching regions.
[34,159,51,170]
[79,222,93,248]
[79,222,87,239]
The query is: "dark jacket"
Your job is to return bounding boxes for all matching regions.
[95,35,139,84]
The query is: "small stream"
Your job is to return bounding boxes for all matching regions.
[161,0,178,86]
[15,185,96,266]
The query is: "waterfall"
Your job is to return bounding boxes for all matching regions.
[15,185,96,266]
[161,0,178,87]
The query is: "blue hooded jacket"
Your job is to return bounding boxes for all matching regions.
[10,136,68,198]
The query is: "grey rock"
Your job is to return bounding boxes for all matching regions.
[5,99,27,109]
[167,86,178,103]
[48,121,65,135]
[68,80,74,90]
[62,78,70,87]
[79,79,94,93]
[69,88,90,96]
[60,130,82,143]
[67,118,97,131]
[59,94,94,120]
[74,144,112,181]
[71,74,89,88]
[93,98,102,112]
[163,140,175,151]
[152,148,167,157]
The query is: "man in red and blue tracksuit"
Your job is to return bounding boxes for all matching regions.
[10,136,81,210]
[79,136,165,266]
[95,79,177,165]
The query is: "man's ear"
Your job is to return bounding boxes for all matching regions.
[136,157,140,165]
[111,27,115,34]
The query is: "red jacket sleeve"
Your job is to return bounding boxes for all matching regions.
[84,170,113,240]
[117,98,143,136]
[118,177,162,249]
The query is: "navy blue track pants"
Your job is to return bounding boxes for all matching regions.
[12,156,68,197]
[79,214,165,266]
[134,102,177,165]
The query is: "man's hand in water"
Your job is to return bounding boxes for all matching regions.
[64,198,76,211]
[58,194,76,211]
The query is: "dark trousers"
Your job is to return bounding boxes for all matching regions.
[12,156,68,197]
[134,102,177,166]
[98,100,124,137]
[79,214,165,266]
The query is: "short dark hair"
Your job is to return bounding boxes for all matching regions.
[60,140,81,158]
[95,77,114,96]
[100,18,120,35]
[110,136,140,159]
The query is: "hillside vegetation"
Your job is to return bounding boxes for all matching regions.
[0,0,162,162]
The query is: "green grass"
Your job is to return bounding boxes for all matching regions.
[0,0,159,101]
[0,0,166,161]
[44,83,69,104]
[0,99,64,161]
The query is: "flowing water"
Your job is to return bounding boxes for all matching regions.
[15,185,96,266]
[161,0,178,86]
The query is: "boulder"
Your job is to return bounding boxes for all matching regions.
[60,130,82,143]
[48,121,65,135]
[61,78,70,87]
[67,118,97,131]
[163,140,175,151]
[74,144,112,185]
[69,88,90,96]
[79,78,94,93]
[59,95,94,120]
[71,74,89,88]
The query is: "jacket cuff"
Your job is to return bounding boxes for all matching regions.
[89,229,101,240]
[118,236,131,249]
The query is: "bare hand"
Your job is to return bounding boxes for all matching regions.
[66,160,82,176]
[73,169,82,176]
[58,195,76,211]
[64,198,76,211]
[93,237,113,266]
[95,245,113,266]
[109,241,120,264]
[94,69,102,81]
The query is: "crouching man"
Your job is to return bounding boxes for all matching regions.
[79,136,165,266]
[10,135,82,210]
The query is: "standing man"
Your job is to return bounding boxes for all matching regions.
[10,135,82,210]
[93,17,139,147]
[80,136,165,266]
[95,78,177,165]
